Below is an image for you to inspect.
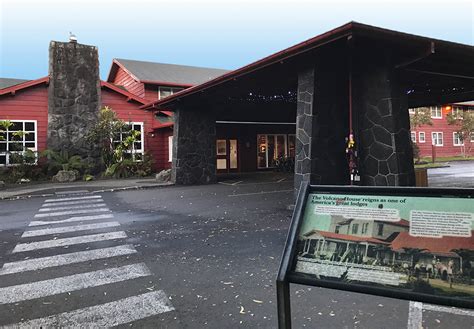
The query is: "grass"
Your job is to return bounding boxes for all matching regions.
[420,156,474,162]
[414,162,449,169]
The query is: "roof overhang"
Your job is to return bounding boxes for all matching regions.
[100,80,147,105]
[0,77,49,96]
[141,21,474,110]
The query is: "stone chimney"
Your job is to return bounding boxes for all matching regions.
[47,40,101,168]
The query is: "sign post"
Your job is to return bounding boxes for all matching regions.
[277,183,474,328]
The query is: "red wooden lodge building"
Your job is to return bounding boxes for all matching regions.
[1,23,473,180]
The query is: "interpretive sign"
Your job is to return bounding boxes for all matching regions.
[277,184,473,328]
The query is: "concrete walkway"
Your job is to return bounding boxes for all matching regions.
[0,178,172,200]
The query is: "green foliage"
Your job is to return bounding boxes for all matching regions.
[409,107,433,129]
[411,141,420,163]
[83,174,95,181]
[446,109,474,157]
[88,106,153,178]
[41,149,88,174]
[0,120,13,141]
[104,153,154,178]
[86,106,125,169]
[0,149,46,183]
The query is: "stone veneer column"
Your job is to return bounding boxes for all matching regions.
[354,56,415,186]
[172,106,216,185]
[48,41,101,167]
[294,61,349,196]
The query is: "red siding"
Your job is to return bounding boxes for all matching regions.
[111,66,145,99]
[411,109,474,158]
[144,85,159,102]
[101,88,169,171]
[0,85,49,153]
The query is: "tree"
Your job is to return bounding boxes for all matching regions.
[409,107,433,129]
[446,108,474,157]
[86,106,126,169]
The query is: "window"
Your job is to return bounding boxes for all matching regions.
[471,133,474,143]
[287,134,296,158]
[430,106,442,119]
[257,134,288,168]
[410,132,416,143]
[158,87,183,100]
[377,223,384,236]
[361,223,369,234]
[168,135,173,162]
[432,132,443,146]
[216,140,227,155]
[418,132,426,143]
[0,120,37,166]
[453,132,464,146]
[113,122,144,161]
[335,225,340,234]
[351,223,359,235]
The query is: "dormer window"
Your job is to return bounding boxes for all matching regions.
[158,87,183,100]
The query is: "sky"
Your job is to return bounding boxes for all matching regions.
[1,0,473,80]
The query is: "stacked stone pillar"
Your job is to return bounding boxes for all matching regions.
[353,51,415,186]
[48,41,101,168]
[172,106,216,184]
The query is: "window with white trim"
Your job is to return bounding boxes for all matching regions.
[113,122,144,161]
[430,106,442,119]
[410,132,416,143]
[158,87,183,100]
[418,132,425,143]
[432,132,443,146]
[453,132,464,146]
[168,135,173,162]
[0,120,37,166]
[471,133,474,143]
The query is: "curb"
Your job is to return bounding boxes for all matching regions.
[0,182,174,201]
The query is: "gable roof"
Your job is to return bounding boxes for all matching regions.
[142,21,474,110]
[390,231,474,257]
[0,78,30,89]
[0,77,49,96]
[108,58,230,86]
[100,80,147,105]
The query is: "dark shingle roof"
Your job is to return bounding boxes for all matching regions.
[0,78,30,89]
[115,59,230,85]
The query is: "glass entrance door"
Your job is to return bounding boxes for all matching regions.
[216,139,238,173]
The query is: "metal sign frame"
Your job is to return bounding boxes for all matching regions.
[277,183,474,328]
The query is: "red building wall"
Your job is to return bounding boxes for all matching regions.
[0,84,49,154]
[100,87,168,170]
[1,83,170,171]
[411,108,474,158]
[110,66,145,99]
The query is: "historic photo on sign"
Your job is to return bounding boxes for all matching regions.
[294,193,474,299]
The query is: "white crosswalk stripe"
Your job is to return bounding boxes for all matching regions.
[21,221,121,238]
[12,231,127,253]
[40,199,104,207]
[0,263,151,304]
[0,245,137,275]
[34,207,110,218]
[39,203,107,212]
[6,290,174,328]
[29,213,114,227]
[44,195,102,202]
[0,193,174,326]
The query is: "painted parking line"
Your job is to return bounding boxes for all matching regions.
[40,199,104,207]
[22,221,121,238]
[7,290,174,328]
[12,231,127,253]
[0,245,137,276]
[228,189,293,197]
[39,203,107,212]
[0,263,150,305]
[44,195,102,203]
[407,301,474,329]
[34,208,111,218]
[29,214,114,227]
